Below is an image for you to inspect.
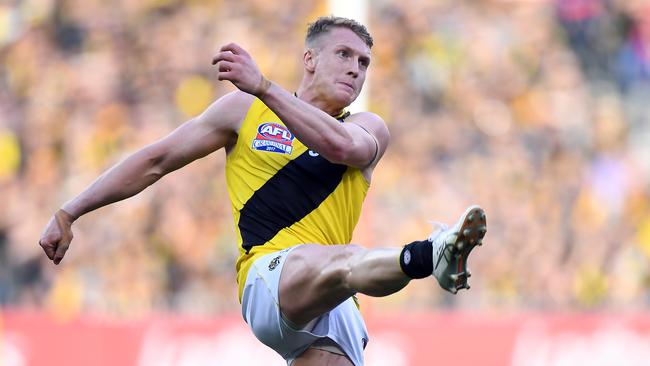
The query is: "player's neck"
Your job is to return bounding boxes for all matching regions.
[295,85,345,117]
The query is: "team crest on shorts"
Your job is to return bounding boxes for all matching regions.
[252,122,294,155]
[268,255,282,271]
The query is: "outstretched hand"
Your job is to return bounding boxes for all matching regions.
[212,43,271,97]
[39,209,74,265]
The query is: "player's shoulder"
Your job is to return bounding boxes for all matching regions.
[347,111,389,138]
[348,111,385,124]
[198,90,256,129]
[213,90,256,112]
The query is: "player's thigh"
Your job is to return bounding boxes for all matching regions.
[292,348,354,366]
[279,243,365,325]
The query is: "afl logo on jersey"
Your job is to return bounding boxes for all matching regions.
[252,122,294,155]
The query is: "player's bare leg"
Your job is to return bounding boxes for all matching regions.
[279,243,408,325]
[292,348,354,366]
[279,205,487,326]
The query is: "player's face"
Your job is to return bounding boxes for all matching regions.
[311,28,371,107]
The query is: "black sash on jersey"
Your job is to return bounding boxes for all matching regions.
[238,151,347,252]
[238,113,350,253]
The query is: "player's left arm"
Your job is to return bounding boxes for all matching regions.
[212,43,389,169]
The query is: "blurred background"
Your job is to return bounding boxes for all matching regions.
[2,0,650,365]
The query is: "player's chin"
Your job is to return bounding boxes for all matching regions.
[333,90,357,107]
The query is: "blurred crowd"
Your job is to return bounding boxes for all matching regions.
[1,0,650,317]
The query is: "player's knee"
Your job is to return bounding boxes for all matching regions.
[280,244,365,319]
[294,244,365,290]
[330,244,366,292]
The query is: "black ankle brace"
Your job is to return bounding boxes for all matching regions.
[399,240,433,279]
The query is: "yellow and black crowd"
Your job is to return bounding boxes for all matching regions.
[1,0,649,317]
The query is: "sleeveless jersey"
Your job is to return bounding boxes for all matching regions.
[227,98,369,299]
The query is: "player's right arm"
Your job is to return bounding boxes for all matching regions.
[39,90,254,264]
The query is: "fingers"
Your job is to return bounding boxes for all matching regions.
[215,59,236,81]
[55,210,73,243]
[211,43,263,94]
[219,43,250,57]
[217,60,235,73]
[53,242,69,265]
[39,216,60,260]
[39,237,56,260]
[211,51,237,65]
[52,211,73,265]
[217,71,235,81]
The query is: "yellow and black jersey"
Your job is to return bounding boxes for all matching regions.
[227,98,369,299]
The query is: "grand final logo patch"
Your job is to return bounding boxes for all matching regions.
[252,122,294,155]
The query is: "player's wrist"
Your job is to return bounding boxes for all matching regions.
[253,75,272,98]
[57,207,77,223]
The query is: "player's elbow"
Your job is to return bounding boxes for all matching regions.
[139,147,169,180]
[325,141,372,168]
[326,146,351,164]
[322,136,356,164]
[132,157,161,187]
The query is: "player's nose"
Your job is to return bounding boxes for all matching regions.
[347,65,359,78]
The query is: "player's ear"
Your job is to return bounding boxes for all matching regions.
[304,49,317,72]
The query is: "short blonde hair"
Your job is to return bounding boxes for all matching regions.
[306,16,373,49]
